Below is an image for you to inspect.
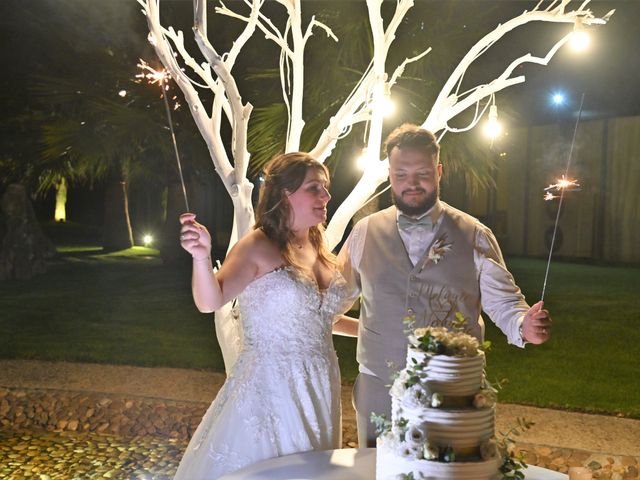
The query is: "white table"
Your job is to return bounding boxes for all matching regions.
[220,448,569,480]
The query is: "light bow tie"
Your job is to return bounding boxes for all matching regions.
[398,214,433,231]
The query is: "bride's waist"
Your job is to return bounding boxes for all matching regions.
[241,339,333,357]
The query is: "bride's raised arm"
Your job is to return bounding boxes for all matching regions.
[180,213,261,312]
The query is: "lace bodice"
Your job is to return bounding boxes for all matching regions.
[238,266,352,355]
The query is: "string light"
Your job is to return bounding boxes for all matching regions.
[483,104,502,139]
[570,18,590,52]
[356,148,374,171]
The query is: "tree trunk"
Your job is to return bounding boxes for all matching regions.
[102,171,134,251]
[0,184,56,280]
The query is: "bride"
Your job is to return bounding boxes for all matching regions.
[175,152,357,479]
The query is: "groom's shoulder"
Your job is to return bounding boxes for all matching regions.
[441,202,484,228]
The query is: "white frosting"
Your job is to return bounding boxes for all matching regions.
[377,435,501,480]
[406,349,485,396]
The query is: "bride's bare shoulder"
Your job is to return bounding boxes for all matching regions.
[230,228,282,272]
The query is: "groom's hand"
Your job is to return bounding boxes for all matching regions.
[521,301,552,345]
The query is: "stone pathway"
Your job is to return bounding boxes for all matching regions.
[0,430,184,479]
[0,360,638,479]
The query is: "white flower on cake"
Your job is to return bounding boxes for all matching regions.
[430,392,444,408]
[395,441,421,459]
[411,326,448,345]
[473,392,488,408]
[390,370,410,398]
[480,438,499,460]
[448,334,480,356]
[405,424,427,448]
[410,326,481,357]
[401,384,431,410]
[423,443,439,460]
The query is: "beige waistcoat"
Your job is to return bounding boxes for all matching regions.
[357,204,484,381]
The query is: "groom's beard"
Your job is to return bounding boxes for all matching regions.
[392,185,439,217]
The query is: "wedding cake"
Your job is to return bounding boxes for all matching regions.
[375,326,502,480]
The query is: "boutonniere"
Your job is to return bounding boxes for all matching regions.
[422,237,453,269]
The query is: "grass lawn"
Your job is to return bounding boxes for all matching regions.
[1,247,638,418]
[0,247,223,370]
[484,258,640,418]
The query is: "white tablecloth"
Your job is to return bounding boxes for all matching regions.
[220,448,569,480]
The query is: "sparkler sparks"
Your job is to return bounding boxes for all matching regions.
[544,176,581,193]
[543,176,581,200]
[136,59,170,89]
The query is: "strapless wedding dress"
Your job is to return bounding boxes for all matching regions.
[174,266,352,479]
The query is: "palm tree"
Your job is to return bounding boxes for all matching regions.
[1,0,207,252]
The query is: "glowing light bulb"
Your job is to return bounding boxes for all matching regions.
[552,93,564,105]
[483,105,502,139]
[570,30,590,51]
[381,97,395,117]
[143,234,153,246]
[570,19,590,52]
[356,148,374,171]
[372,83,395,117]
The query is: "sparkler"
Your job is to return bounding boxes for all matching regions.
[544,176,581,193]
[137,59,190,211]
[540,93,585,301]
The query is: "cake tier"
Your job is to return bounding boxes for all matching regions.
[376,435,500,480]
[392,402,495,453]
[406,349,485,397]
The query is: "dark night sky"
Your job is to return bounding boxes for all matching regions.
[477,0,640,124]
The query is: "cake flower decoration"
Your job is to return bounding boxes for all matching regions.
[423,444,439,460]
[480,438,499,460]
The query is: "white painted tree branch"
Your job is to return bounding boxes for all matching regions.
[139,0,234,185]
[323,0,419,245]
[424,3,607,134]
[285,1,305,151]
[216,3,293,57]
[389,47,432,86]
[325,158,390,250]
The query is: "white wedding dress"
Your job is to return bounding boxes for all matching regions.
[174,266,353,480]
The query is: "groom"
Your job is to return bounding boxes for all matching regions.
[339,124,553,447]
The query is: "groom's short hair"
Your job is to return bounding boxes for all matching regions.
[384,124,440,160]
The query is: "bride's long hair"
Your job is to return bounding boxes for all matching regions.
[255,152,336,273]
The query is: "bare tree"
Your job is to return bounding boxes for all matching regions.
[138,0,612,372]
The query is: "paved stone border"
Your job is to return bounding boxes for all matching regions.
[513,444,639,479]
[1,387,638,479]
[0,387,206,442]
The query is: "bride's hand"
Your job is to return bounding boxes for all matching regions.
[179,212,212,260]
